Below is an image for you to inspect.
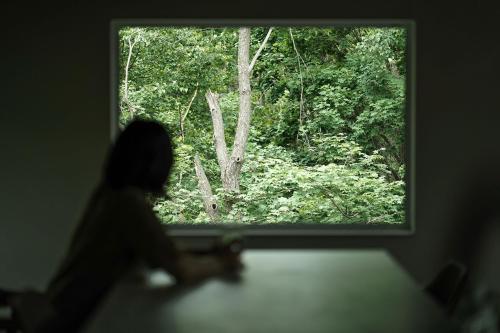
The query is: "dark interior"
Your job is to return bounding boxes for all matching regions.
[1,0,500,293]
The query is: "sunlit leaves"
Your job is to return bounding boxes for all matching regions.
[119,26,407,225]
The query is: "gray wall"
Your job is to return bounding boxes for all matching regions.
[1,1,499,290]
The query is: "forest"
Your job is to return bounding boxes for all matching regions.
[118,26,406,225]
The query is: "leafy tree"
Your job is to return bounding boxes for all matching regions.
[118,26,407,225]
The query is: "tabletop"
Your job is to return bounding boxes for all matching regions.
[84,250,456,333]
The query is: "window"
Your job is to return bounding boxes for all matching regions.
[111,20,415,235]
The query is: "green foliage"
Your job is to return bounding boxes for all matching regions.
[119,26,407,225]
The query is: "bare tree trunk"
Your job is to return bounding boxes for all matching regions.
[194,154,219,222]
[195,27,254,217]
[225,27,252,194]
[205,90,229,178]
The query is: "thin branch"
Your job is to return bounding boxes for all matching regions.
[124,36,138,114]
[374,137,401,181]
[182,86,198,124]
[367,216,387,224]
[179,86,198,141]
[177,170,183,187]
[194,154,219,222]
[289,28,309,146]
[380,134,403,165]
[249,27,273,73]
[318,184,360,220]
[387,58,400,77]
[326,191,359,220]
[381,152,401,181]
[178,106,183,140]
[329,195,350,218]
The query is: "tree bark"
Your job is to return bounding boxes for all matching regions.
[205,90,229,177]
[225,27,252,194]
[194,154,219,222]
[195,27,254,217]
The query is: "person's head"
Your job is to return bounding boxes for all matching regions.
[104,120,173,195]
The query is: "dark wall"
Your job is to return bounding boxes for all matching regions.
[1,0,499,290]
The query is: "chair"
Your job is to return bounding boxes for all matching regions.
[0,289,53,333]
[425,260,469,314]
[451,219,500,332]
[469,218,500,294]
[0,289,19,333]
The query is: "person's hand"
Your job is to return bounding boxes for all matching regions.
[212,233,244,255]
[174,255,221,285]
[220,250,244,273]
[174,252,242,285]
[213,234,244,273]
[174,235,244,285]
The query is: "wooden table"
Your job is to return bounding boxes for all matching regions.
[84,250,456,333]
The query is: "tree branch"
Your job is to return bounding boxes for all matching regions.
[376,135,402,181]
[124,36,138,114]
[183,87,198,124]
[289,28,309,146]
[249,27,273,73]
[194,154,219,222]
[322,187,359,220]
[205,90,229,170]
[387,57,400,76]
[380,133,403,165]
[179,86,198,141]
[230,28,252,168]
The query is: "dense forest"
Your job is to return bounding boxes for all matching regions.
[118,26,406,225]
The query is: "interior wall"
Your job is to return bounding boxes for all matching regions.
[1,0,499,290]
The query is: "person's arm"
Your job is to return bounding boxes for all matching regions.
[119,191,236,284]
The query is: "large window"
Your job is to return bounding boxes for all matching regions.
[111,20,415,235]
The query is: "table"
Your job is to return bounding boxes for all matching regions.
[84,250,456,333]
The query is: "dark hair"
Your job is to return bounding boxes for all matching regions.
[104,120,173,194]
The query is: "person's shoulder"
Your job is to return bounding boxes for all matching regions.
[115,186,145,201]
[99,184,148,210]
[104,186,159,230]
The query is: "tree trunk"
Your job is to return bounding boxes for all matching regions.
[194,154,219,222]
[195,27,254,217]
[206,90,229,180]
[224,27,252,194]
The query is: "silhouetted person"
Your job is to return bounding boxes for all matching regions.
[33,120,242,332]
